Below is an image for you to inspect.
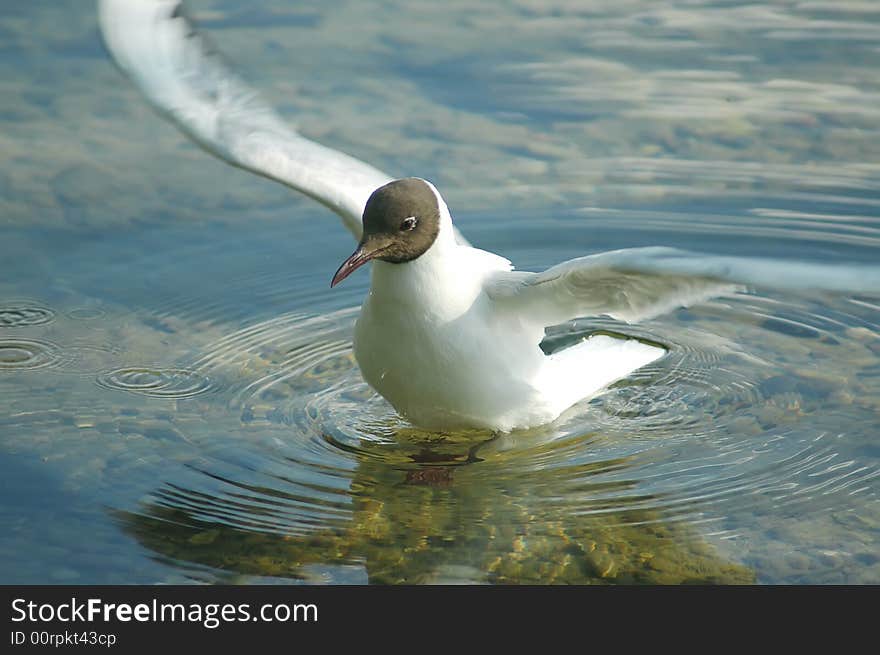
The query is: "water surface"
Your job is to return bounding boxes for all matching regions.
[1,0,879,584]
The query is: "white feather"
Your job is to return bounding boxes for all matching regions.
[486,246,880,325]
[98,0,474,244]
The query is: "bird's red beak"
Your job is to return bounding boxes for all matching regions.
[330,240,388,287]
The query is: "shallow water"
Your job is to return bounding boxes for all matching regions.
[1,0,879,584]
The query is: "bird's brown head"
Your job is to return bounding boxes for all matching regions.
[330,178,441,287]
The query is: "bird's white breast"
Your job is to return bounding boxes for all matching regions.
[353,241,556,432]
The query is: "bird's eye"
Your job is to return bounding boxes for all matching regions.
[400,216,418,231]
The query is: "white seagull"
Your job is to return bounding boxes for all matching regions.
[98,0,880,432]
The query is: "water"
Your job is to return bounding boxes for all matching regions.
[1,0,879,584]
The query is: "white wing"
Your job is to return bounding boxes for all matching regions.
[98,0,469,245]
[486,246,880,325]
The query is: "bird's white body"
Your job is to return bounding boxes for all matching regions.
[353,187,664,431]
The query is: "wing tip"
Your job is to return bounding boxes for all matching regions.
[98,0,190,62]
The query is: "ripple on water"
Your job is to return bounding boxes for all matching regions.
[50,343,124,376]
[96,367,216,399]
[0,303,56,327]
[66,306,108,321]
[0,338,62,370]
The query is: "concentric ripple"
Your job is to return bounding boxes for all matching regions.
[66,306,108,321]
[0,304,56,327]
[0,338,62,370]
[96,367,216,399]
[49,343,124,376]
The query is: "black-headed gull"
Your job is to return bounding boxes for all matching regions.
[98,0,880,431]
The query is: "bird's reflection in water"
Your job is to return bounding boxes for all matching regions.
[114,427,754,584]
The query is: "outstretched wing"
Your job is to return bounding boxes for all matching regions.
[486,246,880,325]
[99,0,459,243]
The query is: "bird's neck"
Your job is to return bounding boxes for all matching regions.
[369,226,480,318]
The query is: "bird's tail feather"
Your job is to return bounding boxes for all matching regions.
[543,334,665,411]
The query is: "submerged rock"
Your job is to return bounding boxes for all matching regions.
[115,428,755,585]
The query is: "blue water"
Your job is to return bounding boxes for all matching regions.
[1,0,879,584]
